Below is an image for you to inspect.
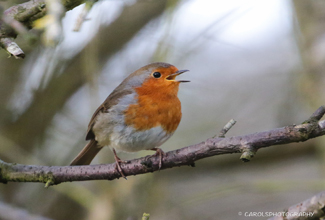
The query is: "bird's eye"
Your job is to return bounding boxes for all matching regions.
[153,72,161,78]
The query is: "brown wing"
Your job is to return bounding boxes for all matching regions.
[85,86,134,141]
[85,104,105,140]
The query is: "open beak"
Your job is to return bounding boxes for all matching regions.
[167,69,190,83]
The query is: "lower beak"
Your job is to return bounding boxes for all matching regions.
[168,69,190,83]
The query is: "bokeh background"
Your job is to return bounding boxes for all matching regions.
[0,0,325,219]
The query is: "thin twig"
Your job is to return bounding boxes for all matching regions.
[0,38,25,59]
[1,14,37,44]
[218,119,236,138]
[304,105,325,122]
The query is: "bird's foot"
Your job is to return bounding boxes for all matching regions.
[113,149,127,180]
[146,148,165,170]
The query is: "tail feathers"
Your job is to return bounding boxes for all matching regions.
[70,139,103,165]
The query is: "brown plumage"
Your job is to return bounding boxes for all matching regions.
[70,62,189,177]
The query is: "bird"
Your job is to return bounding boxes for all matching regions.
[70,62,189,178]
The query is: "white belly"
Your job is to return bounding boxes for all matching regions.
[110,125,172,152]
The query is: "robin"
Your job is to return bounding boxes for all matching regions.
[70,62,189,178]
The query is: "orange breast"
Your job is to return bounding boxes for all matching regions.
[124,81,182,134]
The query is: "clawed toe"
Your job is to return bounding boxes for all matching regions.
[113,148,127,180]
[114,160,127,180]
[147,148,165,169]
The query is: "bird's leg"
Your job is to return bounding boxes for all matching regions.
[147,147,165,169]
[112,148,127,180]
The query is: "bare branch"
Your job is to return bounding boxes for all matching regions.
[3,1,46,23]
[0,106,324,186]
[0,37,25,59]
[218,119,236,138]
[0,0,85,57]
[304,105,325,122]
[268,191,325,220]
[2,12,30,36]
[0,0,47,57]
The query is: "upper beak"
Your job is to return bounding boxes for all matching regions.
[167,69,190,83]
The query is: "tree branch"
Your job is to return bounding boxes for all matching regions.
[0,106,324,186]
[268,191,325,220]
[0,37,25,59]
[218,118,236,138]
[0,0,85,58]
